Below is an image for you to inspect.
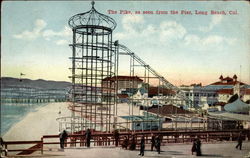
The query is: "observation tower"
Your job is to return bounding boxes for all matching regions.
[59,1,118,133]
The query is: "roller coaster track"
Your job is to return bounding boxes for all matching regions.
[117,43,191,105]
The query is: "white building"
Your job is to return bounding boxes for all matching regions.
[179,75,250,109]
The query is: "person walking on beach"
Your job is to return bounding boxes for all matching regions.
[196,137,202,156]
[138,135,145,156]
[113,129,120,147]
[59,130,68,149]
[86,128,92,147]
[236,132,243,150]
[151,134,155,151]
[155,135,161,154]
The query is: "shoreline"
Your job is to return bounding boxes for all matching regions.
[3,102,70,141]
[1,102,48,135]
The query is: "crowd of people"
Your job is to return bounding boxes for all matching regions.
[58,129,245,157]
[119,133,162,156]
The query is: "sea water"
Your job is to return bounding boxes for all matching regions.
[1,103,47,135]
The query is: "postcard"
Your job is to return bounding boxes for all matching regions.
[1,1,250,157]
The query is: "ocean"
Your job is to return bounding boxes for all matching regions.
[1,103,47,135]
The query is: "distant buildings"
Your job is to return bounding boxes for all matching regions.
[1,77,70,103]
[104,75,250,110]
[179,75,250,108]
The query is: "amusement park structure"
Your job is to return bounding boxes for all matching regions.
[56,1,195,133]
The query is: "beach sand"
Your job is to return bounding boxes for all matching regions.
[3,102,138,141]
[3,102,70,141]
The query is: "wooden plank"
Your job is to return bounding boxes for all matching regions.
[5,141,42,145]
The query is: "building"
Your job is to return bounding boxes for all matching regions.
[120,115,163,130]
[179,75,250,108]
[117,94,129,103]
[179,84,218,108]
[148,86,175,98]
[147,104,194,119]
[131,86,177,107]
[146,104,207,130]
[102,76,143,90]
[215,75,250,103]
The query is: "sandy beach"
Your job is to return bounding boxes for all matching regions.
[3,102,138,142]
[3,102,70,141]
[3,102,140,142]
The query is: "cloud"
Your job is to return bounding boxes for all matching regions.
[55,39,68,45]
[114,14,145,39]
[203,35,223,45]
[199,15,223,32]
[42,26,71,40]
[115,14,236,52]
[13,19,71,46]
[184,34,200,45]
[141,25,157,36]
[114,15,186,44]
[122,14,144,32]
[13,19,47,39]
[184,34,237,47]
[159,21,187,42]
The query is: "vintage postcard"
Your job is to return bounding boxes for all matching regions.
[1,1,250,157]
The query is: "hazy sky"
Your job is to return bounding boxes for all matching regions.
[2,1,250,86]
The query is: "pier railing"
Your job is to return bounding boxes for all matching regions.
[3,129,250,156]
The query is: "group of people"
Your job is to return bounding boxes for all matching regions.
[120,134,136,150]
[139,134,161,156]
[150,134,161,154]
[119,133,161,157]
[59,129,245,157]
[59,128,92,149]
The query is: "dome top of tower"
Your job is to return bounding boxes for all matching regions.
[68,1,117,32]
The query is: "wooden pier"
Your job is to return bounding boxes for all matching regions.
[2,129,250,156]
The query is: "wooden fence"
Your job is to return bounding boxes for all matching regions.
[3,129,250,156]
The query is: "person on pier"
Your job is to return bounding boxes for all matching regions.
[155,135,161,154]
[138,135,145,156]
[113,129,120,147]
[121,136,129,149]
[196,137,202,156]
[0,137,8,157]
[151,134,155,151]
[235,131,243,150]
[129,134,136,150]
[191,138,197,155]
[86,128,92,148]
[59,130,68,149]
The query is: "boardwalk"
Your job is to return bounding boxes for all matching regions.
[7,141,250,158]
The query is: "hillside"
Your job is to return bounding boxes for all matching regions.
[1,77,71,89]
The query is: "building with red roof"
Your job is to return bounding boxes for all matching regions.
[210,75,246,86]
[179,75,250,109]
[148,87,175,97]
[102,76,143,90]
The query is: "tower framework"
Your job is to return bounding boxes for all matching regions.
[67,2,117,132]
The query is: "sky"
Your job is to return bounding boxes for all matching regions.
[1,1,250,86]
